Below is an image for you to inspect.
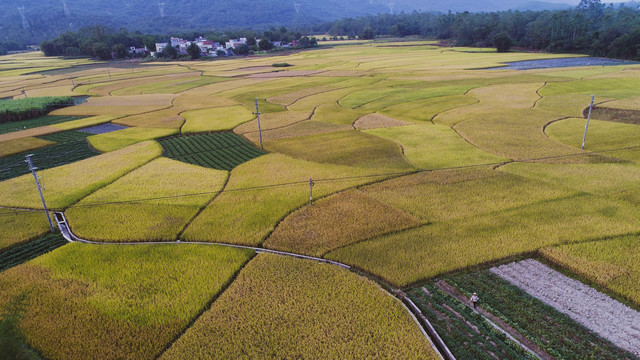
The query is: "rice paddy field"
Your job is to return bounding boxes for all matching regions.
[1,42,640,358]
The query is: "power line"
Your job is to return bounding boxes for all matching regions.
[58,144,640,209]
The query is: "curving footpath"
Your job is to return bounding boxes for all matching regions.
[491,259,640,357]
[53,211,454,360]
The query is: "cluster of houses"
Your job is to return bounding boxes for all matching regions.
[153,36,295,57]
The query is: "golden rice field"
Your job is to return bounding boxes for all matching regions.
[1,42,640,358]
[541,236,640,305]
[0,243,254,360]
[160,254,438,359]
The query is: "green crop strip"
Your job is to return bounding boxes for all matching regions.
[0,233,66,272]
[0,115,83,135]
[158,132,267,171]
[0,130,99,181]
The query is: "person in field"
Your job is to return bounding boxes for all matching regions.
[471,292,479,309]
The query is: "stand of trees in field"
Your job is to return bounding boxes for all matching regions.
[325,0,640,59]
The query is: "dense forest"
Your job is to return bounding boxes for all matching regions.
[34,0,640,61]
[324,0,640,59]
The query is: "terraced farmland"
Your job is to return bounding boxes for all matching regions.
[159,132,266,171]
[1,41,640,359]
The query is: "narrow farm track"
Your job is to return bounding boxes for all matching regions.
[53,211,450,360]
[491,259,640,357]
[435,280,552,360]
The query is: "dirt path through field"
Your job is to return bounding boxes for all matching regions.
[491,259,640,357]
[435,280,553,360]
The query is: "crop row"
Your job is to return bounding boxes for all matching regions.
[0,115,83,135]
[0,130,99,181]
[159,133,266,171]
[443,270,636,360]
[0,97,75,123]
[0,233,66,272]
[408,284,532,360]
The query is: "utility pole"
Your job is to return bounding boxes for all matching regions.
[25,155,55,233]
[582,95,595,150]
[309,178,315,206]
[253,97,264,149]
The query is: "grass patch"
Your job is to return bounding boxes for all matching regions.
[0,97,74,123]
[159,132,266,171]
[181,105,255,133]
[88,127,178,152]
[0,141,161,209]
[160,253,438,360]
[265,130,413,171]
[265,190,423,257]
[0,243,253,360]
[541,236,640,306]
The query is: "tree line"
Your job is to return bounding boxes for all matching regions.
[40,26,317,60]
[322,0,640,59]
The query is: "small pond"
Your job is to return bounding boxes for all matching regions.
[487,57,637,70]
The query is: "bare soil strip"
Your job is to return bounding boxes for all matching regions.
[491,259,640,357]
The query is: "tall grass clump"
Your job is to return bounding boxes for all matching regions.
[0,97,74,123]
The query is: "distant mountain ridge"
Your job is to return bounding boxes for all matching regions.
[0,0,594,44]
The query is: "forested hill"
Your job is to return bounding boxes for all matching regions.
[0,0,581,45]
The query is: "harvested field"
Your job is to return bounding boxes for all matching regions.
[590,106,640,125]
[265,190,423,257]
[160,254,438,359]
[353,113,410,129]
[491,260,640,357]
